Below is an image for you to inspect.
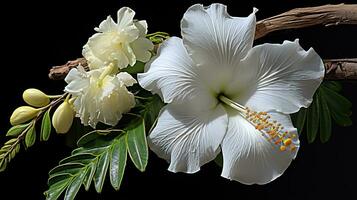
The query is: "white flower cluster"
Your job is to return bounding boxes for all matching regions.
[63,7,153,129]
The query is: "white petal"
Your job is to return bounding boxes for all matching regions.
[117,7,135,30]
[236,40,325,114]
[95,16,117,32]
[181,3,256,67]
[138,37,217,110]
[135,20,148,37]
[131,37,154,63]
[64,68,89,95]
[221,110,299,184]
[82,43,105,70]
[149,103,228,173]
[121,43,136,66]
[116,72,137,87]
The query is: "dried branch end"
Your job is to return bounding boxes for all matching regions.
[255,4,357,39]
[48,58,88,80]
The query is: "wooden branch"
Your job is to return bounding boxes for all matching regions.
[48,57,357,80]
[48,58,88,80]
[324,59,357,80]
[255,4,357,39]
[48,4,357,80]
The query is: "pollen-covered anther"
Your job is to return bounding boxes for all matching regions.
[280,145,287,151]
[243,107,297,152]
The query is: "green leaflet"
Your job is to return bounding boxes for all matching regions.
[110,136,127,190]
[6,123,30,137]
[0,139,21,172]
[291,81,352,143]
[137,94,165,132]
[41,108,52,141]
[45,117,148,200]
[25,123,36,148]
[319,91,332,143]
[307,94,319,143]
[126,117,148,172]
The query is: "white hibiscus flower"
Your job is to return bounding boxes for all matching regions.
[138,3,324,184]
[65,64,137,128]
[83,7,154,70]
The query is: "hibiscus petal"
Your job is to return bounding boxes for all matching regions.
[235,40,325,114]
[149,103,228,173]
[138,37,217,110]
[221,110,299,184]
[181,3,256,67]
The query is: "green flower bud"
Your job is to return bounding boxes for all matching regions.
[52,101,75,134]
[23,88,50,107]
[10,106,40,125]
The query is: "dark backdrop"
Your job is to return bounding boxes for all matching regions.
[1,0,356,199]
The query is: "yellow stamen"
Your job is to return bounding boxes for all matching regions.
[218,95,298,152]
[283,138,292,146]
[280,145,287,151]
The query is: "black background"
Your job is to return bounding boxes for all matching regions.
[1,0,357,199]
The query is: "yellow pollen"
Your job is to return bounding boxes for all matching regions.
[218,95,298,152]
[283,138,292,146]
[280,145,287,151]
[255,124,265,130]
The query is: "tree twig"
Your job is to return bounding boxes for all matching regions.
[255,4,357,39]
[48,58,88,80]
[48,4,357,80]
[324,59,357,80]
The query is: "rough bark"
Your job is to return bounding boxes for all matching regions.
[255,4,357,39]
[324,59,357,80]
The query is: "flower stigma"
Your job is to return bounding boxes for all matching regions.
[218,95,298,152]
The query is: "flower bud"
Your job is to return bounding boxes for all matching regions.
[10,106,40,125]
[52,101,75,134]
[23,88,50,107]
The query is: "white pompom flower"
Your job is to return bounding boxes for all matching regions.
[83,7,154,70]
[64,64,137,128]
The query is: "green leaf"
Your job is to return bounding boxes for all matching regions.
[122,61,145,74]
[139,95,165,131]
[110,135,127,190]
[83,161,97,191]
[93,150,110,193]
[306,94,319,143]
[214,153,223,168]
[320,85,352,126]
[25,124,36,148]
[64,168,88,200]
[126,118,148,172]
[45,129,130,200]
[319,92,332,143]
[323,81,342,92]
[0,158,7,172]
[41,108,52,141]
[6,123,30,137]
[45,179,71,200]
